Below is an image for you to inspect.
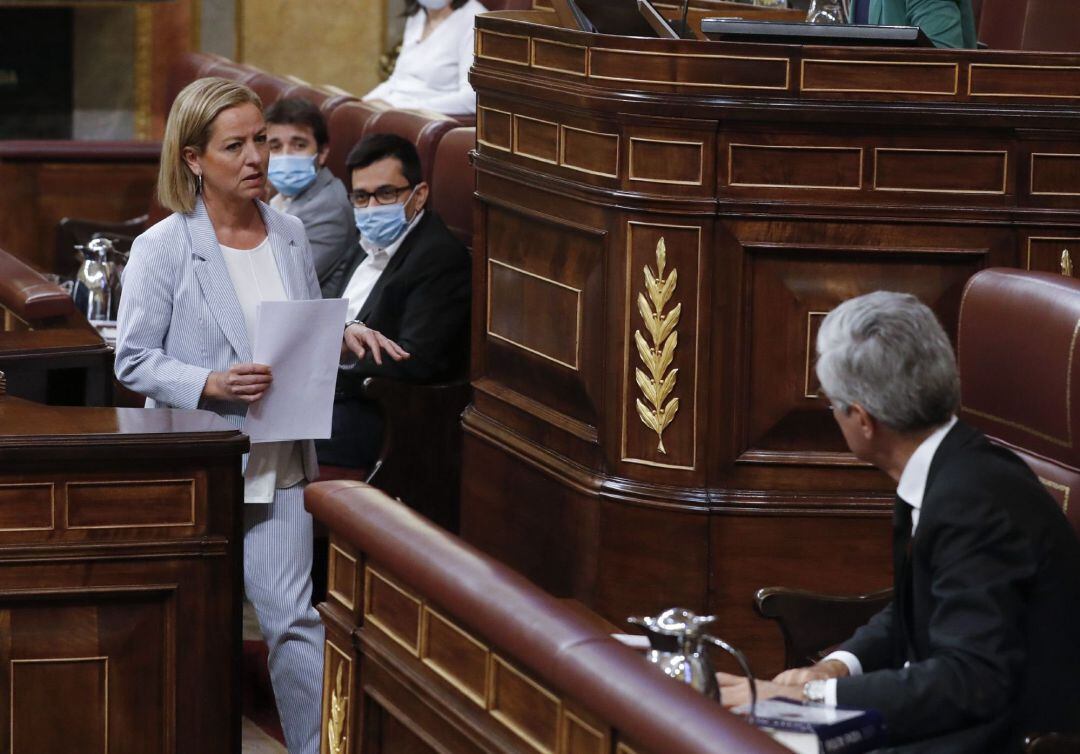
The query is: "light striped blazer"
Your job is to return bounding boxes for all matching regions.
[115,196,322,479]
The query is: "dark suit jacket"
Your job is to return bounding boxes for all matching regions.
[836,421,1080,752]
[334,209,471,391]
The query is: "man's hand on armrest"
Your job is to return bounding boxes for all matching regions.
[343,322,410,366]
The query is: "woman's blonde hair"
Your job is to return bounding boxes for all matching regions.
[157,77,263,214]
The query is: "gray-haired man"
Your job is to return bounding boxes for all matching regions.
[720,291,1080,753]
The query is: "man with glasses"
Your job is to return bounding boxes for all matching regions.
[316,133,471,470]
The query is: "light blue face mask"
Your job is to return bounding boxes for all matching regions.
[267,153,318,197]
[418,0,450,9]
[353,188,417,249]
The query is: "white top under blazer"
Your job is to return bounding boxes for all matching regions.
[219,237,305,503]
[115,197,322,493]
[363,0,485,115]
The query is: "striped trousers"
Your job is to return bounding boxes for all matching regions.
[244,484,325,754]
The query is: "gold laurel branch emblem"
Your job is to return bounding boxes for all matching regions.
[1062,249,1073,278]
[328,662,348,754]
[634,237,681,454]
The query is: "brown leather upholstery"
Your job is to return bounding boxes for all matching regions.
[978,0,1080,51]
[201,58,261,88]
[281,81,331,109]
[244,70,294,109]
[0,246,74,321]
[482,0,535,8]
[306,481,787,754]
[958,269,1080,533]
[362,109,458,184]
[324,100,385,183]
[166,52,226,111]
[430,127,476,248]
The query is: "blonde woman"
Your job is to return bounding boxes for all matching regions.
[115,77,402,753]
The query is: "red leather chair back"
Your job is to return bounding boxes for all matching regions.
[958,269,1080,533]
[166,52,227,113]
[325,100,385,184]
[282,81,332,110]
[244,71,295,110]
[363,109,458,185]
[430,127,476,248]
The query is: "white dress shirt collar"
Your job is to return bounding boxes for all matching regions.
[896,415,958,530]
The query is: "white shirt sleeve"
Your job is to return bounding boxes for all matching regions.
[820,649,863,707]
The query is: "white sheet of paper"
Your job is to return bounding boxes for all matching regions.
[244,298,348,442]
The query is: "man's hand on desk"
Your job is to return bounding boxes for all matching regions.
[343,322,410,366]
[773,658,850,686]
[718,659,848,708]
[717,672,802,709]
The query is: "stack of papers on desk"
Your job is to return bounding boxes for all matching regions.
[734,698,886,754]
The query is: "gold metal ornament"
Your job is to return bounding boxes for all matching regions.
[328,663,348,754]
[634,237,681,454]
[1062,249,1074,278]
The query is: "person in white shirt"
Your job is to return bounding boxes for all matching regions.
[363,0,486,116]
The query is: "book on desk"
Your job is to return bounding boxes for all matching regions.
[733,697,886,754]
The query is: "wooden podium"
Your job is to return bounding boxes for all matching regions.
[0,391,247,753]
[460,9,1080,673]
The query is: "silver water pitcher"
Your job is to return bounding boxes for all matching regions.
[807,0,846,23]
[74,237,125,321]
[627,607,758,714]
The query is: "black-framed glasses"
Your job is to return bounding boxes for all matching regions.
[350,184,412,207]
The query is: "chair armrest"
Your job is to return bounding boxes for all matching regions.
[755,586,893,669]
[1026,733,1080,753]
[360,376,471,532]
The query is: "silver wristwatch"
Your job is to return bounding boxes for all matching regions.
[344,318,365,333]
[803,679,828,704]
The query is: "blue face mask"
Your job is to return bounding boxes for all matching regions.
[267,153,318,197]
[353,188,416,248]
[418,0,450,9]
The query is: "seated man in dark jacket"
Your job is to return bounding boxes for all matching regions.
[316,133,470,469]
[719,291,1080,753]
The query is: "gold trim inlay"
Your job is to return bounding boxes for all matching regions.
[562,709,607,753]
[1030,153,1080,197]
[800,58,959,96]
[486,258,583,371]
[327,662,348,754]
[488,655,561,754]
[133,5,152,140]
[530,38,588,77]
[11,656,109,752]
[363,566,422,656]
[804,311,829,398]
[873,148,1008,195]
[1063,250,1074,278]
[0,482,55,533]
[512,114,560,166]
[1026,237,1080,271]
[621,222,701,471]
[969,63,1080,99]
[420,606,490,708]
[728,143,864,190]
[327,543,358,612]
[477,107,513,152]
[477,29,531,67]
[628,137,704,186]
[559,124,619,179]
[1039,477,1071,514]
[322,641,352,754]
[588,47,791,90]
[633,238,681,455]
[64,478,196,530]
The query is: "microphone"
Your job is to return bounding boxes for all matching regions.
[679,0,691,38]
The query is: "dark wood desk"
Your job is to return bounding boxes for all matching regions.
[461,10,1080,674]
[0,393,247,754]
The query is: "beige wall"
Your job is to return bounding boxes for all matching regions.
[238,0,388,97]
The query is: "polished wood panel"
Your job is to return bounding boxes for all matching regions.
[0,395,247,754]
[462,11,1080,675]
